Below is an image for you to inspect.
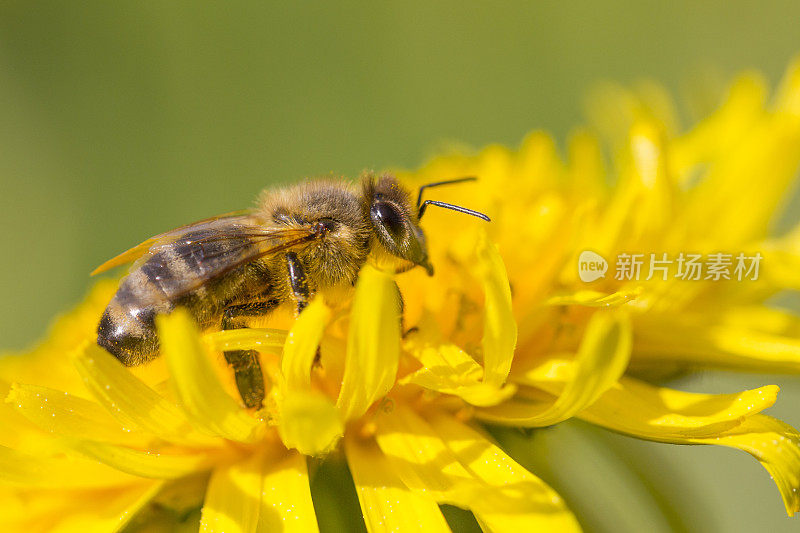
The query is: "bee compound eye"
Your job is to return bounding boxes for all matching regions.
[371,202,404,237]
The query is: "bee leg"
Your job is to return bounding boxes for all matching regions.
[286,251,323,366]
[221,300,278,409]
[393,281,413,337]
[286,252,312,314]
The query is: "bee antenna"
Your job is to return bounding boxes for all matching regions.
[418,200,490,222]
[416,176,478,209]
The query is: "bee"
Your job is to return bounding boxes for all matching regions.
[94,174,488,408]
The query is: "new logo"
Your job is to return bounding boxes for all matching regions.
[578,250,608,282]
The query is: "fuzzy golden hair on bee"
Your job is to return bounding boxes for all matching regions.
[94,172,488,408]
[257,178,372,288]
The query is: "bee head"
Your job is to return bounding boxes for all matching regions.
[363,174,434,276]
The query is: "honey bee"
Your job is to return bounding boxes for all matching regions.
[95,174,488,408]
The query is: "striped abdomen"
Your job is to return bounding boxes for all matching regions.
[97,230,269,366]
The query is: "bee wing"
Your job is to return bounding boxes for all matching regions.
[91,209,256,275]
[94,216,319,303]
[134,225,317,302]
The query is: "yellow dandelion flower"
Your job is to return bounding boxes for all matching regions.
[3,57,800,532]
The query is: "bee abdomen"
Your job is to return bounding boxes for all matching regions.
[97,265,176,366]
[96,235,257,366]
[97,305,159,366]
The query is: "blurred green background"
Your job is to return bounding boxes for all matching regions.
[1,2,799,532]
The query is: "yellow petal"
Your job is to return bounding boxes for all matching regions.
[411,342,484,382]
[760,246,800,291]
[545,287,641,307]
[700,415,800,516]
[584,81,641,147]
[428,412,581,532]
[483,311,631,426]
[345,432,451,532]
[481,372,797,517]
[680,62,800,246]
[501,361,800,515]
[775,54,800,116]
[567,129,607,200]
[0,480,163,533]
[374,405,579,530]
[376,406,476,506]
[579,378,778,439]
[0,444,139,488]
[70,439,211,479]
[711,305,800,337]
[634,314,800,372]
[336,266,400,421]
[203,328,287,353]
[625,121,676,239]
[584,396,800,516]
[56,481,162,533]
[430,381,517,408]
[476,233,517,388]
[0,380,45,450]
[282,298,330,391]
[157,310,262,443]
[499,357,778,438]
[671,72,766,178]
[633,80,680,135]
[74,344,205,445]
[276,390,343,456]
[258,452,319,532]
[403,343,516,407]
[6,383,149,445]
[200,454,262,533]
